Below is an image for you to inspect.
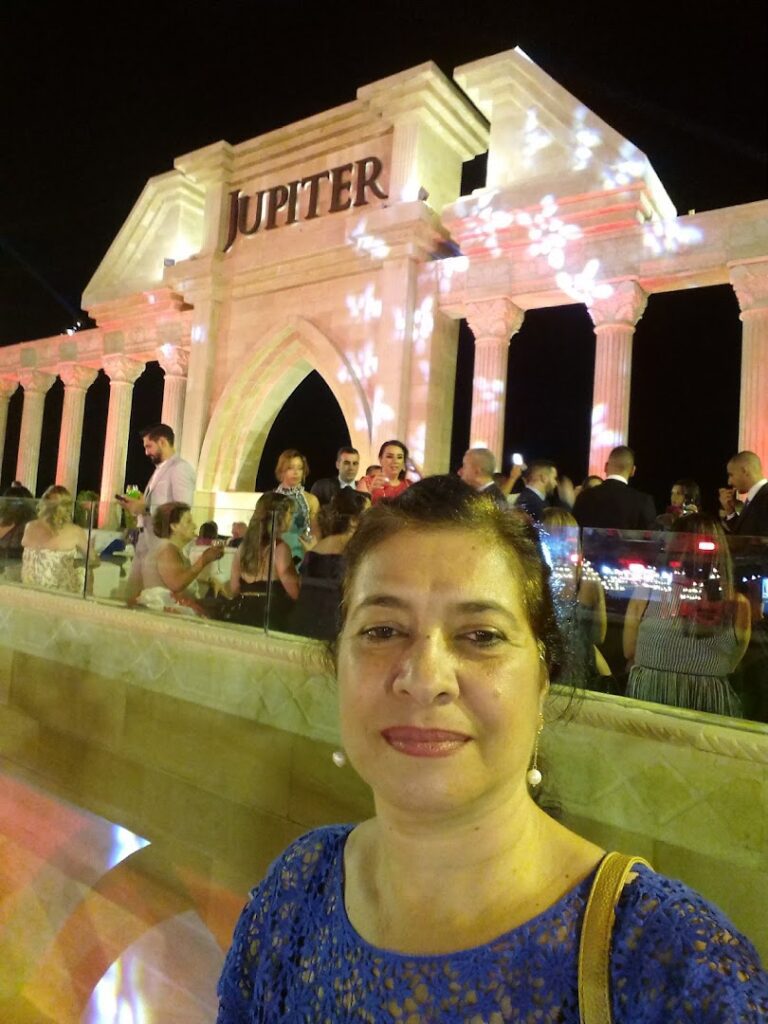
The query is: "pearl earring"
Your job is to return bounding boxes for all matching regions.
[527,715,544,788]
[331,750,347,768]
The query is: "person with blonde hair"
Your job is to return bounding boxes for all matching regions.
[274,448,320,563]
[21,485,97,594]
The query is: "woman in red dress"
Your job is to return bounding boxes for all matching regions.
[361,440,413,503]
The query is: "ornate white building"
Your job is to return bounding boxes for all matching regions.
[1,49,766,521]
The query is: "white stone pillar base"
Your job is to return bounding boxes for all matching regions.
[731,263,768,457]
[16,372,56,494]
[465,299,524,466]
[99,357,144,527]
[587,281,647,477]
[56,365,98,496]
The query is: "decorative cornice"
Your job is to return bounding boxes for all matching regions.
[729,261,768,315]
[587,280,648,329]
[101,354,145,385]
[57,363,99,391]
[465,298,525,344]
[18,369,56,395]
[156,345,190,378]
[0,583,334,675]
[547,687,768,765]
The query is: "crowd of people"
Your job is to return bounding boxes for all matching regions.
[1,431,766,1011]
[2,425,767,721]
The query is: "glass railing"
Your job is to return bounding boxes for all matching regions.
[3,494,767,724]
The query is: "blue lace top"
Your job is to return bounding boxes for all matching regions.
[217,825,768,1023]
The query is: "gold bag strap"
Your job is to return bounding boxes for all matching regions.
[578,852,653,1024]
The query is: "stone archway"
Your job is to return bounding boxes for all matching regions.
[198,316,372,492]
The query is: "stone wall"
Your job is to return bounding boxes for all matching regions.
[0,583,765,958]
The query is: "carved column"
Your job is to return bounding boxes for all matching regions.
[156,345,189,447]
[730,262,768,457]
[586,281,648,477]
[0,378,19,473]
[55,363,98,496]
[99,355,145,526]
[465,299,525,463]
[16,371,56,493]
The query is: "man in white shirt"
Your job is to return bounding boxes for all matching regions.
[120,423,197,596]
[721,451,768,536]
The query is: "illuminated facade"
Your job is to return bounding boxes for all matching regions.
[1,49,767,513]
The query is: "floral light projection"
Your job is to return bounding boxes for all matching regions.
[643,218,704,256]
[345,285,382,323]
[348,218,390,260]
[525,194,582,270]
[473,375,505,414]
[556,259,614,304]
[589,402,624,451]
[522,109,553,166]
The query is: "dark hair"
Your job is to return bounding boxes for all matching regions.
[0,483,36,526]
[378,439,408,481]
[153,501,190,538]
[140,423,175,446]
[666,512,734,596]
[240,492,293,576]
[318,489,368,538]
[339,475,564,679]
[198,520,218,540]
[672,478,701,508]
[336,446,359,461]
[524,459,557,482]
[365,464,381,476]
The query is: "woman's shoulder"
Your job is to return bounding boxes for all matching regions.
[612,865,767,1017]
[244,825,351,905]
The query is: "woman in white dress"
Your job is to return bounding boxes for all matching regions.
[21,486,96,594]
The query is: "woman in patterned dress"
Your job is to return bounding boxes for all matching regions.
[273,448,320,564]
[217,478,766,1023]
[624,513,750,716]
[21,486,96,594]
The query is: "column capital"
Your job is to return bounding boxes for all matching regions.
[465,298,524,345]
[156,345,189,378]
[729,261,768,316]
[58,363,98,391]
[102,355,145,385]
[0,377,19,399]
[587,280,648,329]
[18,370,56,395]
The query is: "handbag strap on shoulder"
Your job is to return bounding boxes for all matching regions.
[578,851,652,1024]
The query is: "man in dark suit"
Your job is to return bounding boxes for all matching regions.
[514,460,559,522]
[722,451,768,536]
[310,447,360,505]
[573,446,655,530]
[457,447,508,507]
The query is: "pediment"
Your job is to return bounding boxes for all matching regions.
[454,48,675,221]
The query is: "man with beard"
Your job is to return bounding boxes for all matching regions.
[119,424,197,597]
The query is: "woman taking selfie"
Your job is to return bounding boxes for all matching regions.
[217,477,766,1022]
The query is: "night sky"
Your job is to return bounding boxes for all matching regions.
[2,0,766,508]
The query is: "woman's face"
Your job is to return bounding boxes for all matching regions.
[670,484,685,508]
[280,458,304,488]
[337,527,547,817]
[172,510,197,544]
[380,445,405,480]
